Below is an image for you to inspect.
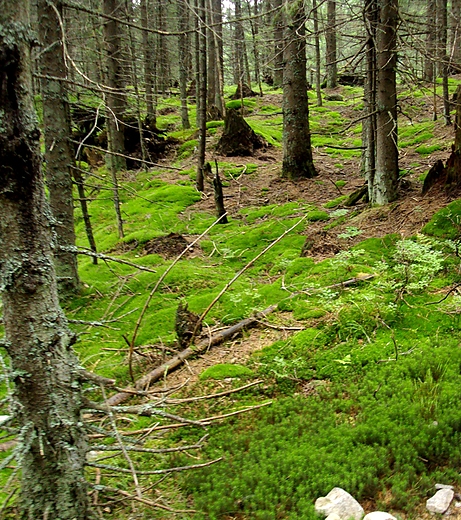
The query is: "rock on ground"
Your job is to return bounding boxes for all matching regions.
[363,513,397,520]
[315,487,364,520]
[426,488,455,514]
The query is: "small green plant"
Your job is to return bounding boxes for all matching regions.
[200,364,254,380]
[338,226,363,239]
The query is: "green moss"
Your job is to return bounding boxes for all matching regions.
[200,364,254,380]
[423,199,461,239]
[335,180,347,188]
[306,210,329,222]
[177,139,198,159]
[225,99,257,111]
[415,144,442,155]
[324,195,348,208]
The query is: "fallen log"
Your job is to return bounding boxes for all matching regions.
[107,303,277,406]
[106,274,374,407]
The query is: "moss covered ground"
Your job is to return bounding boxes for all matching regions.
[2,80,461,519]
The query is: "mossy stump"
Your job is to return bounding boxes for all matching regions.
[216,109,266,157]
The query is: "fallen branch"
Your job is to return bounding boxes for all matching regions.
[87,457,223,475]
[106,274,374,406]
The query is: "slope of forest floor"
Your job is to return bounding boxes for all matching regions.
[3,81,461,519]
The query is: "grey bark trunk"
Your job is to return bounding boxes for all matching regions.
[140,0,157,126]
[0,2,92,517]
[372,0,399,204]
[425,0,436,81]
[326,0,337,88]
[178,0,191,129]
[437,0,452,125]
[103,0,127,171]
[196,0,207,191]
[273,0,284,87]
[37,0,80,295]
[450,0,461,71]
[313,0,323,107]
[282,0,316,179]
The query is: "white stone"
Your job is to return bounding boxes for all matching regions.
[363,513,397,520]
[435,483,454,491]
[315,487,364,520]
[325,514,342,520]
[426,488,455,514]
[0,415,11,426]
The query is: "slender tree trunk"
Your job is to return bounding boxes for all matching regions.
[363,0,377,188]
[197,0,207,191]
[103,0,126,171]
[37,0,79,295]
[73,167,98,264]
[234,0,245,89]
[140,0,157,127]
[273,0,284,87]
[437,0,452,125]
[178,0,191,129]
[248,0,263,95]
[326,0,337,88]
[372,0,399,204]
[313,0,323,106]
[282,0,316,179]
[156,0,170,94]
[195,0,201,127]
[425,0,436,81]
[0,2,92,517]
[450,0,461,72]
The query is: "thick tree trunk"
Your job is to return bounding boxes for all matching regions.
[37,0,79,295]
[0,2,92,517]
[282,0,316,179]
[326,0,337,88]
[372,0,399,204]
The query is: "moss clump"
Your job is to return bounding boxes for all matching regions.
[423,199,461,239]
[177,139,198,159]
[200,364,254,380]
[415,144,442,155]
[325,195,348,209]
[306,210,329,222]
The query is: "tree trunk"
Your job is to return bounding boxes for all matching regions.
[372,0,399,204]
[178,0,191,129]
[363,0,377,185]
[140,0,157,127]
[273,0,284,87]
[234,0,246,90]
[313,0,323,107]
[326,0,337,88]
[196,0,207,191]
[282,0,316,179]
[425,0,436,81]
[103,0,126,171]
[450,0,461,72]
[0,2,92,517]
[37,0,79,295]
[437,0,452,125]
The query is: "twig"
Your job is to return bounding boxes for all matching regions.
[100,385,143,499]
[91,485,198,513]
[426,283,461,305]
[198,401,272,425]
[190,215,309,342]
[62,246,158,274]
[88,457,223,475]
[165,380,263,404]
[91,435,208,454]
[128,213,228,381]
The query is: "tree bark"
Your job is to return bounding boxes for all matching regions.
[425,0,436,82]
[313,0,323,107]
[437,0,452,125]
[326,0,337,88]
[371,0,399,204]
[103,0,127,171]
[37,0,80,295]
[140,0,157,127]
[0,1,92,517]
[196,0,207,191]
[273,0,284,87]
[178,0,191,129]
[450,0,461,72]
[282,0,316,179]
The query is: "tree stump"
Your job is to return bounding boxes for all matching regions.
[216,109,266,156]
[231,82,258,99]
[422,84,461,194]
